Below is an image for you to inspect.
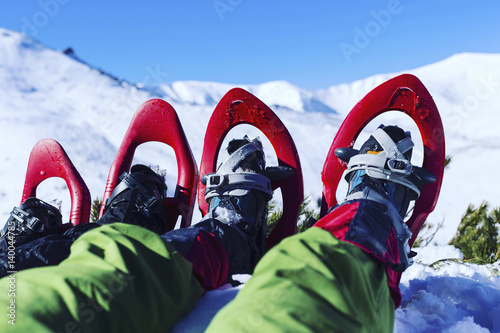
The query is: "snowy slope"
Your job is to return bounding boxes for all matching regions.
[0,28,343,223]
[1,28,500,332]
[356,54,500,242]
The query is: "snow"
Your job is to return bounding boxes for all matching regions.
[171,281,243,332]
[396,245,500,333]
[1,27,500,332]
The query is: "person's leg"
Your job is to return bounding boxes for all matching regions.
[0,136,279,332]
[208,125,434,332]
[162,136,286,287]
[0,162,181,278]
[0,165,206,332]
[0,224,99,278]
[206,221,394,333]
[0,164,169,277]
[0,223,204,332]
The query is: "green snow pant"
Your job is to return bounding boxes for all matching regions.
[0,224,394,332]
[0,223,204,332]
[207,227,395,332]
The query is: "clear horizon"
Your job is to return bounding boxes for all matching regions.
[1,1,499,90]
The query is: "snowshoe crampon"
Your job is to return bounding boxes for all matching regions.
[99,99,198,231]
[321,74,445,247]
[198,88,304,249]
[22,138,91,231]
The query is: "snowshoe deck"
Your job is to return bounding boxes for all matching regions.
[321,74,445,247]
[198,88,304,249]
[22,138,91,230]
[99,99,198,231]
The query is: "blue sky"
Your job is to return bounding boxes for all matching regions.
[2,0,499,89]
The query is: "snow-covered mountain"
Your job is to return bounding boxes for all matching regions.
[2,27,500,242]
[1,27,500,332]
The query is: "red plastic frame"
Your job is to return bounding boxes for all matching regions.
[22,138,91,227]
[99,99,198,231]
[198,88,304,249]
[321,74,445,246]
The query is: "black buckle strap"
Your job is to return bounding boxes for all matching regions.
[0,207,45,250]
[143,195,163,216]
[105,171,165,215]
[0,198,62,250]
[10,207,45,234]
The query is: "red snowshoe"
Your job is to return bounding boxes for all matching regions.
[198,88,304,249]
[320,74,445,248]
[22,138,91,231]
[99,99,198,231]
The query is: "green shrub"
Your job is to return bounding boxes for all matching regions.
[266,196,320,236]
[266,200,282,236]
[445,155,452,169]
[90,197,103,222]
[449,202,500,264]
[297,197,320,233]
[412,155,451,247]
[413,219,444,248]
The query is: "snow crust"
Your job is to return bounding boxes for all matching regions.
[1,27,500,332]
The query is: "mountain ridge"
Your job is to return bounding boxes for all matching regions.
[1,27,500,243]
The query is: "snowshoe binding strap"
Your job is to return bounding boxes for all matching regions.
[203,172,272,201]
[344,188,414,271]
[341,127,434,199]
[216,140,265,175]
[103,165,167,226]
[202,139,272,201]
[0,198,62,250]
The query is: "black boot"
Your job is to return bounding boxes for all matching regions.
[98,164,168,234]
[202,136,272,259]
[336,125,436,218]
[0,198,62,250]
[333,125,436,271]
[163,136,291,282]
